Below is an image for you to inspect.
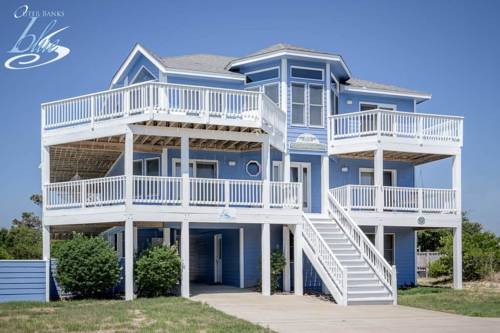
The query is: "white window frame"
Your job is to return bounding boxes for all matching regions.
[245,66,280,84]
[272,161,283,181]
[290,162,312,213]
[359,101,397,112]
[308,83,324,128]
[291,82,307,126]
[359,167,397,186]
[290,65,324,81]
[172,158,219,178]
[130,65,157,85]
[245,160,262,177]
[144,157,160,176]
[366,232,396,265]
[133,159,144,176]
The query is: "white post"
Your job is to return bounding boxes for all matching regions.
[42,224,50,302]
[181,219,190,297]
[282,226,291,292]
[321,154,329,215]
[283,152,291,182]
[280,58,288,113]
[453,225,463,289]
[41,145,50,213]
[452,153,462,215]
[261,223,271,296]
[117,232,124,258]
[375,225,384,255]
[125,127,133,207]
[133,227,138,254]
[181,136,190,207]
[374,147,384,212]
[163,227,171,246]
[294,223,303,296]
[124,217,134,301]
[239,227,245,288]
[262,137,270,208]
[161,148,168,176]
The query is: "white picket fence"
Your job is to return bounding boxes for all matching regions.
[417,251,442,277]
[45,176,301,210]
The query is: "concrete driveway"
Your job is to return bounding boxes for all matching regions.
[191,285,500,333]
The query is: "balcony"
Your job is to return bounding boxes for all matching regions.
[41,82,286,150]
[328,110,463,158]
[330,185,459,227]
[44,176,302,221]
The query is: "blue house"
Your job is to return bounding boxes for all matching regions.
[40,43,463,305]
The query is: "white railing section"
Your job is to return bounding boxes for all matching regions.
[302,213,347,304]
[329,109,463,144]
[330,185,457,214]
[41,82,285,138]
[45,176,301,210]
[270,182,301,209]
[133,176,181,204]
[327,192,396,296]
[45,176,126,209]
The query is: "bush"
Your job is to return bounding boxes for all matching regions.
[135,246,181,297]
[57,234,120,298]
[4,226,42,259]
[270,248,286,293]
[431,216,500,281]
[0,247,11,259]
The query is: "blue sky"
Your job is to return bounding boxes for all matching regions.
[0,0,498,233]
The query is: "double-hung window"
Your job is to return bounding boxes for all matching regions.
[291,83,324,127]
[291,83,306,126]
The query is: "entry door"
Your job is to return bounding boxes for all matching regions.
[214,234,223,284]
[290,163,311,212]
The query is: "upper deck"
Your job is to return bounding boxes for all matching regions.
[41,81,286,150]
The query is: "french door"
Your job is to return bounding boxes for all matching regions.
[290,162,311,212]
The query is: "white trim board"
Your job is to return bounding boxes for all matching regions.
[130,65,157,85]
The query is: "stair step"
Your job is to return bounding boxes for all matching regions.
[340,259,366,267]
[348,272,376,279]
[324,238,350,244]
[347,297,394,305]
[348,284,385,292]
[330,249,358,255]
[346,266,372,272]
[348,290,391,299]
[336,253,361,260]
[347,277,381,285]
[321,234,346,240]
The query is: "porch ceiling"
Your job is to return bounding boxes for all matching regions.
[50,222,122,235]
[336,150,450,165]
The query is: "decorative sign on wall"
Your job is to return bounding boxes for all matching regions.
[289,133,327,151]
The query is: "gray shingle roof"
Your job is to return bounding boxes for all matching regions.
[343,78,431,97]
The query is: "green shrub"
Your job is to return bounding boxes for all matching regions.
[4,226,41,259]
[428,258,450,278]
[0,247,11,259]
[270,248,287,293]
[56,234,120,298]
[135,246,181,297]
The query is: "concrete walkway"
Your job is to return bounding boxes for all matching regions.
[192,285,500,333]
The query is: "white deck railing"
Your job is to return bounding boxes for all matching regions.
[329,109,463,145]
[45,176,301,210]
[330,185,457,214]
[327,192,396,299]
[302,213,347,304]
[41,82,286,138]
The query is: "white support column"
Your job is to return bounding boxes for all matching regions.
[321,154,330,215]
[374,147,384,212]
[117,232,124,258]
[453,225,463,289]
[452,153,462,215]
[283,152,291,182]
[326,63,332,144]
[181,136,190,207]
[125,127,133,207]
[41,145,50,213]
[239,227,245,289]
[161,148,168,176]
[280,58,288,113]
[282,226,291,292]
[42,224,50,302]
[133,227,138,254]
[294,223,303,296]
[261,223,271,296]
[181,219,190,297]
[162,227,171,246]
[262,137,270,208]
[375,225,384,255]
[124,217,134,301]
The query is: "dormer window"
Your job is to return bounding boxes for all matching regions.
[131,66,156,84]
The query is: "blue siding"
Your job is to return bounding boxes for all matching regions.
[243,224,261,288]
[167,74,243,90]
[114,53,160,88]
[387,227,416,287]
[303,256,322,293]
[0,260,46,302]
[330,158,415,188]
[339,92,415,114]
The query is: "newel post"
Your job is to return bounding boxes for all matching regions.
[391,265,398,305]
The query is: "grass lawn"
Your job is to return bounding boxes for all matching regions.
[398,286,500,317]
[0,297,273,333]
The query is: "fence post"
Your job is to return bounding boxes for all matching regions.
[124,89,130,117]
[418,188,423,214]
[392,265,398,305]
[204,89,210,122]
[346,185,351,212]
[81,181,86,208]
[90,96,95,129]
[224,180,230,207]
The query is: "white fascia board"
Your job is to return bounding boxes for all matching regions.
[341,85,432,101]
[229,50,352,78]
[165,68,245,81]
[111,44,168,86]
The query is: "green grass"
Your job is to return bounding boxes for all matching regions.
[398,287,500,317]
[0,297,273,333]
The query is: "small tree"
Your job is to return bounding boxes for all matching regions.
[270,248,287,293]
[4,226,42,259]
[135,246,181,297]
[57,234,120,298]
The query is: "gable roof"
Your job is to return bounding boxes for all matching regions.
[159,54,243,78]
[342,78,431,100]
